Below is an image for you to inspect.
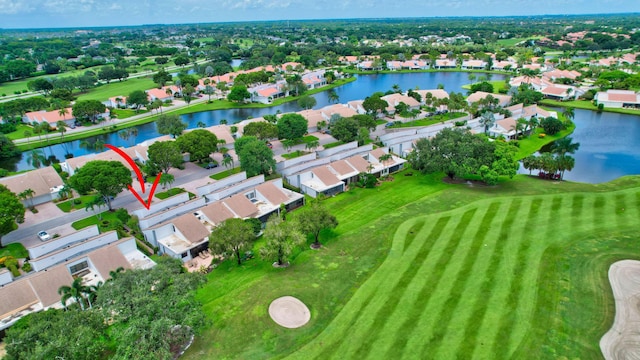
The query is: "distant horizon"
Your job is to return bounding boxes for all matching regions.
[1,0,639,30]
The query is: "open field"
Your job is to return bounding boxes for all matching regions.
[496,36,543,47]
[76,77,157,101]
[183,171,640,359]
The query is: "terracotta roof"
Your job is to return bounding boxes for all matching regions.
[608,92,638,102]
[416,89,449,100]
[200,201,235,225]
[24,108,74,125]
[496,117,517,132]
[88,244,132,279]
[329,160,357,176]
[223,193,258,218]
[298,109,325,128]
[0,166,63,198]
[321,104,358,119]
[146,88,170,100]
[542,86,567,96]
[257,87,280,97]
[0,280,38,319]
[29,265,74,307]
[255,181,289,205]
[312,166,342,186]
[173,213,210,244]
[345,155,370,173]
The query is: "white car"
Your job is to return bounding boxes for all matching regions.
[37,231,50,241]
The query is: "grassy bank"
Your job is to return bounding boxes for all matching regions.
[540,99,640,116]
[343,68,508,77]
[14,77,356,151]
[182,170,640,359]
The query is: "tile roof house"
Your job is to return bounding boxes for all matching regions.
[381,94,421,113]
[0,237,148,330]
[23,108,75,127]
[461,59,487,70]
[595,90,640,109]
[0,166,64,206]
[434,59,457,69]
[466,91,512,107]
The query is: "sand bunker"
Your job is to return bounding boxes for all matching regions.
[600,260,640,360]
[268,296,310,328]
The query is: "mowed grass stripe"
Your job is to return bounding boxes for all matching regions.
[487,197,542,359]
[319,216,452,360]
[350,213,465,358]
[506,197,551,353]
[313,217,442,360]
[470,199,524,359]
[392,202,502,359]
[571,194,584,230]
[615,193,627,228]
[414,201,511,358]
[404,220,427,253]
[359,208,479,359]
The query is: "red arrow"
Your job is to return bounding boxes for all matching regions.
[104,143,162,209]
[104,144,146,193]
[128,174,161,210]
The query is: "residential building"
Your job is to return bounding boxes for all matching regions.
[0,166,64,206]
[595,90,640,109]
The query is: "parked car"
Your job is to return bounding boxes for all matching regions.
[38,231,50,241]
[266,142,273,149]
[223,153,231,159]
[385,122,395,128]
[206,162,218,169]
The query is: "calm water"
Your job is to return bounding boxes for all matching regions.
[521,109,640,183]
[4,72,498,172]
[6,72,640,184]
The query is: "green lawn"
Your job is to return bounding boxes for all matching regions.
[71,210,122,230]
[183,170,640,359]
[155,187,186,200]
[282,150,309,159]
[515,122,575,159]
[388,112,466,128]
[111,108,148,119]
[56,195,100,213]
[322,141,345,149]
[0,243,28,259]
[540,99,640,116]
[5,124,35,140]
[210,167,242,180]
[77,77,156,102]
[496,36,543,47]
[462,80,509,94]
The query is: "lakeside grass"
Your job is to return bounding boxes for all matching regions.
[182,170,640,359]
[540,99,640,116]
[14,77,357,151]
[462,79,509,94]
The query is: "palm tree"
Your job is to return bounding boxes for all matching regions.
[479,111,496,135]
[220,119,228,125]
[305,140,320,152]
[58,278,90,310]
[222,154,234,169]
[197,121,206,128]
[58,183,73,200]
[19,188,35,209]
[85,195,106,220]
[556,154,575,180]
[56,121,67,143]
[58,108,68,121]
[551,136,580,157]
[527,117,540,136]
[24,129,32,146]
[159,173,175,189]
[562,107,575,122]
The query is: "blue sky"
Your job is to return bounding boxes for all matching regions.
[0,0,639,29]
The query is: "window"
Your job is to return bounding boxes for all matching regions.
[181,252,188,258]
[245,192,256,200]
[69,261,88,275]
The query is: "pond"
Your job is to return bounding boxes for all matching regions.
[3,71,501,172]
[519,109,640,183]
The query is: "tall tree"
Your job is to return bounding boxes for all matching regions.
[68,160,132,211]
[175,129,218,163]
[298,202,338,248]
[156,114,187,138]
[0,184,25,247]
[147,141,183,174]
[127,90,149,113]
[236,136,276,177]
[297,95,317,110]
[242,121,278,140]
[260,215,305,267]
[0,134,20,160]
[209,218,256,265]
[479,111,496,135]
[277,113,308,140]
